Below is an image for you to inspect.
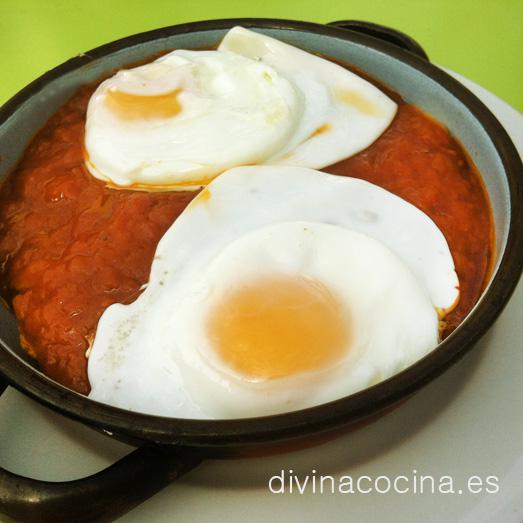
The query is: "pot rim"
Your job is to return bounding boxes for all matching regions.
[1,17,522,447]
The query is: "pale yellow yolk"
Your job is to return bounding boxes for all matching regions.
[206,275,350,380]
[105,89,182,120]
[335,88,382,116]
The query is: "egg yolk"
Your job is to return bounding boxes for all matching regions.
[206,275,350,380]
[335,88,382,116]
[105,89,182,120]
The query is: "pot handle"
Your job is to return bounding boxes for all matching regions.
[327,20,429,61]
[0,376,203,523]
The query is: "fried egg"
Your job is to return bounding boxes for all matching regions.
[84,27,397,189]
[87,166,459,418]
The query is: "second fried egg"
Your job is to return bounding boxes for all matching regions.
[87,166,459,418]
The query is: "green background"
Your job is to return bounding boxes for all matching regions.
[1,0,522,112]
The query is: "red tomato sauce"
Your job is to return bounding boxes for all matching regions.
[0,85,493,394]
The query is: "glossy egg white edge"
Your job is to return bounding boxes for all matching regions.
[87,166,458,419]
[84,27,397,188]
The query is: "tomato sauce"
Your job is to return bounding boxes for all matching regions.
[0,85,493,394]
